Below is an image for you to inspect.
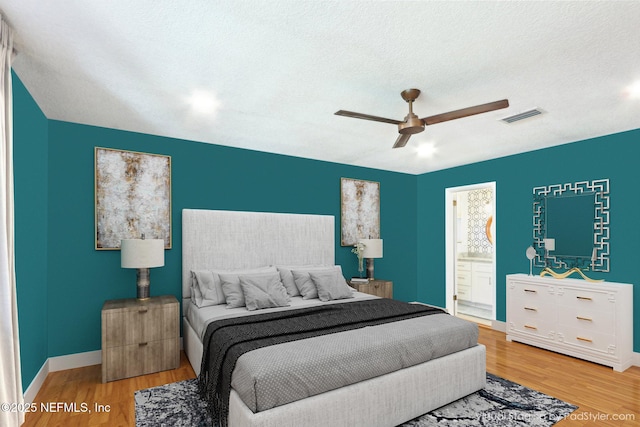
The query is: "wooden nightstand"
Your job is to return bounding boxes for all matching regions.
[350,279,393,299]
[101,295,179,382]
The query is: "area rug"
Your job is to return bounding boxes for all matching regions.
[134,373,577,426]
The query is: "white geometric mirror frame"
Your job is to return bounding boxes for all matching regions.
[532,178,609,272]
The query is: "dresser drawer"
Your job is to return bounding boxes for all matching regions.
[558,326,617,356]
[557,287,616,312]
[558,307,614,334]
[509,281,556,302]
[508,302,556,340]
[508,317,556,341]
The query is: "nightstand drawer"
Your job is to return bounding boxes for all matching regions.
[103,306,169,346]
[102,338,179,382]
[350,280,393,298]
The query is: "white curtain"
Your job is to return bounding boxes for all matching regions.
[0,15,23,427]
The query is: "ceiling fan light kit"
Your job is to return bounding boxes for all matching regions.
[335,88,509,149]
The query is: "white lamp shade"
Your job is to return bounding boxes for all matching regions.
[359,239,383,258]
[121,239,165,268]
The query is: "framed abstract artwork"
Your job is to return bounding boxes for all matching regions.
[95,147,172,250]
[340,178,380,246]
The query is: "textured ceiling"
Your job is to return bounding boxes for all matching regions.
[2,1,640,174]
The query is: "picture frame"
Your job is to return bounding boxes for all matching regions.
[340,177,380,246]
[95,147,172,250]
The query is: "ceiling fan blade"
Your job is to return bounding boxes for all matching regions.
[335,110,402,125]
[392,134,411,149]
[422,99,509,126]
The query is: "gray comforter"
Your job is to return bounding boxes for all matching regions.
[231,312,478,412]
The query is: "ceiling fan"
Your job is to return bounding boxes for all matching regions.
[335,89,509,148]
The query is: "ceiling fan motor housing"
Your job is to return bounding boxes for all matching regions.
[398,114,425,134]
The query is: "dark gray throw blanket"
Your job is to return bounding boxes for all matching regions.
[198,298,446,427]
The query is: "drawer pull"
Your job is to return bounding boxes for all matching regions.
[524,289,537,293]
[524,307,537,312]
[138,309,148,313]
[138,342,148,346]
[576,336,593,343]
[524,325,537,330]
[576,296,592,301]
[576,316,593,322]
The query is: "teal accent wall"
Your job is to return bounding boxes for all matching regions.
[417,129,640,348]
[40,121,418,357]
[13,72,49,388]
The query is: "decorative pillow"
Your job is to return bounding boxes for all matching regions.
[219,267,278,308]
[239,272,290,311]
[276,265,329,297]
[190,273,203,306]
[191,270,225,307]
[309,270,354,302]
[191,266,275,308]
[291,266,342,299]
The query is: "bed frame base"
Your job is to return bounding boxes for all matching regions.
[184,317,486,427]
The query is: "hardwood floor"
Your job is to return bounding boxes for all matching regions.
[482,326,640,426]
[23,327,640,426]
[23,352,196,427]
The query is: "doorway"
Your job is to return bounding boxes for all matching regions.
[445,182,496,324]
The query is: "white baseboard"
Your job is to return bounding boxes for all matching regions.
[490,319,506,332]
[49,349,102,372]
[24,349,101,404]
[23,338,184,403]
[23,359,49,404]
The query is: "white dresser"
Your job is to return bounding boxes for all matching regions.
[506,274,633,372]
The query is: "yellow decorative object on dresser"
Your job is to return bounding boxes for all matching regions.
[101,295,179,382]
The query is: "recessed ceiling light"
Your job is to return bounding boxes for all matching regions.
[624,80,640,99]
[187,90,221,115]
[416,142,437,158]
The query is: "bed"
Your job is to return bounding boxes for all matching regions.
[182,209,486,427]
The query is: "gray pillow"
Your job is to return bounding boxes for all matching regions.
[309,270,354,301]
[291,270,318,299]
[216,267,277,308]
[191,270,225,307]
[192,267,276,307]
[239,272,290,311]
[276,265,329,297]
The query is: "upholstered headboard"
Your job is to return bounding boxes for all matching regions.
[182,209,335,308]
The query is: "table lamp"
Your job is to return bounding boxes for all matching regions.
[358,238,383,280]
[121,237,165,300]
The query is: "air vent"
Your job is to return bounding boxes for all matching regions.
[501,108,543,124]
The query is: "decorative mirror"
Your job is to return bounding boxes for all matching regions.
[532,179,609,272]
